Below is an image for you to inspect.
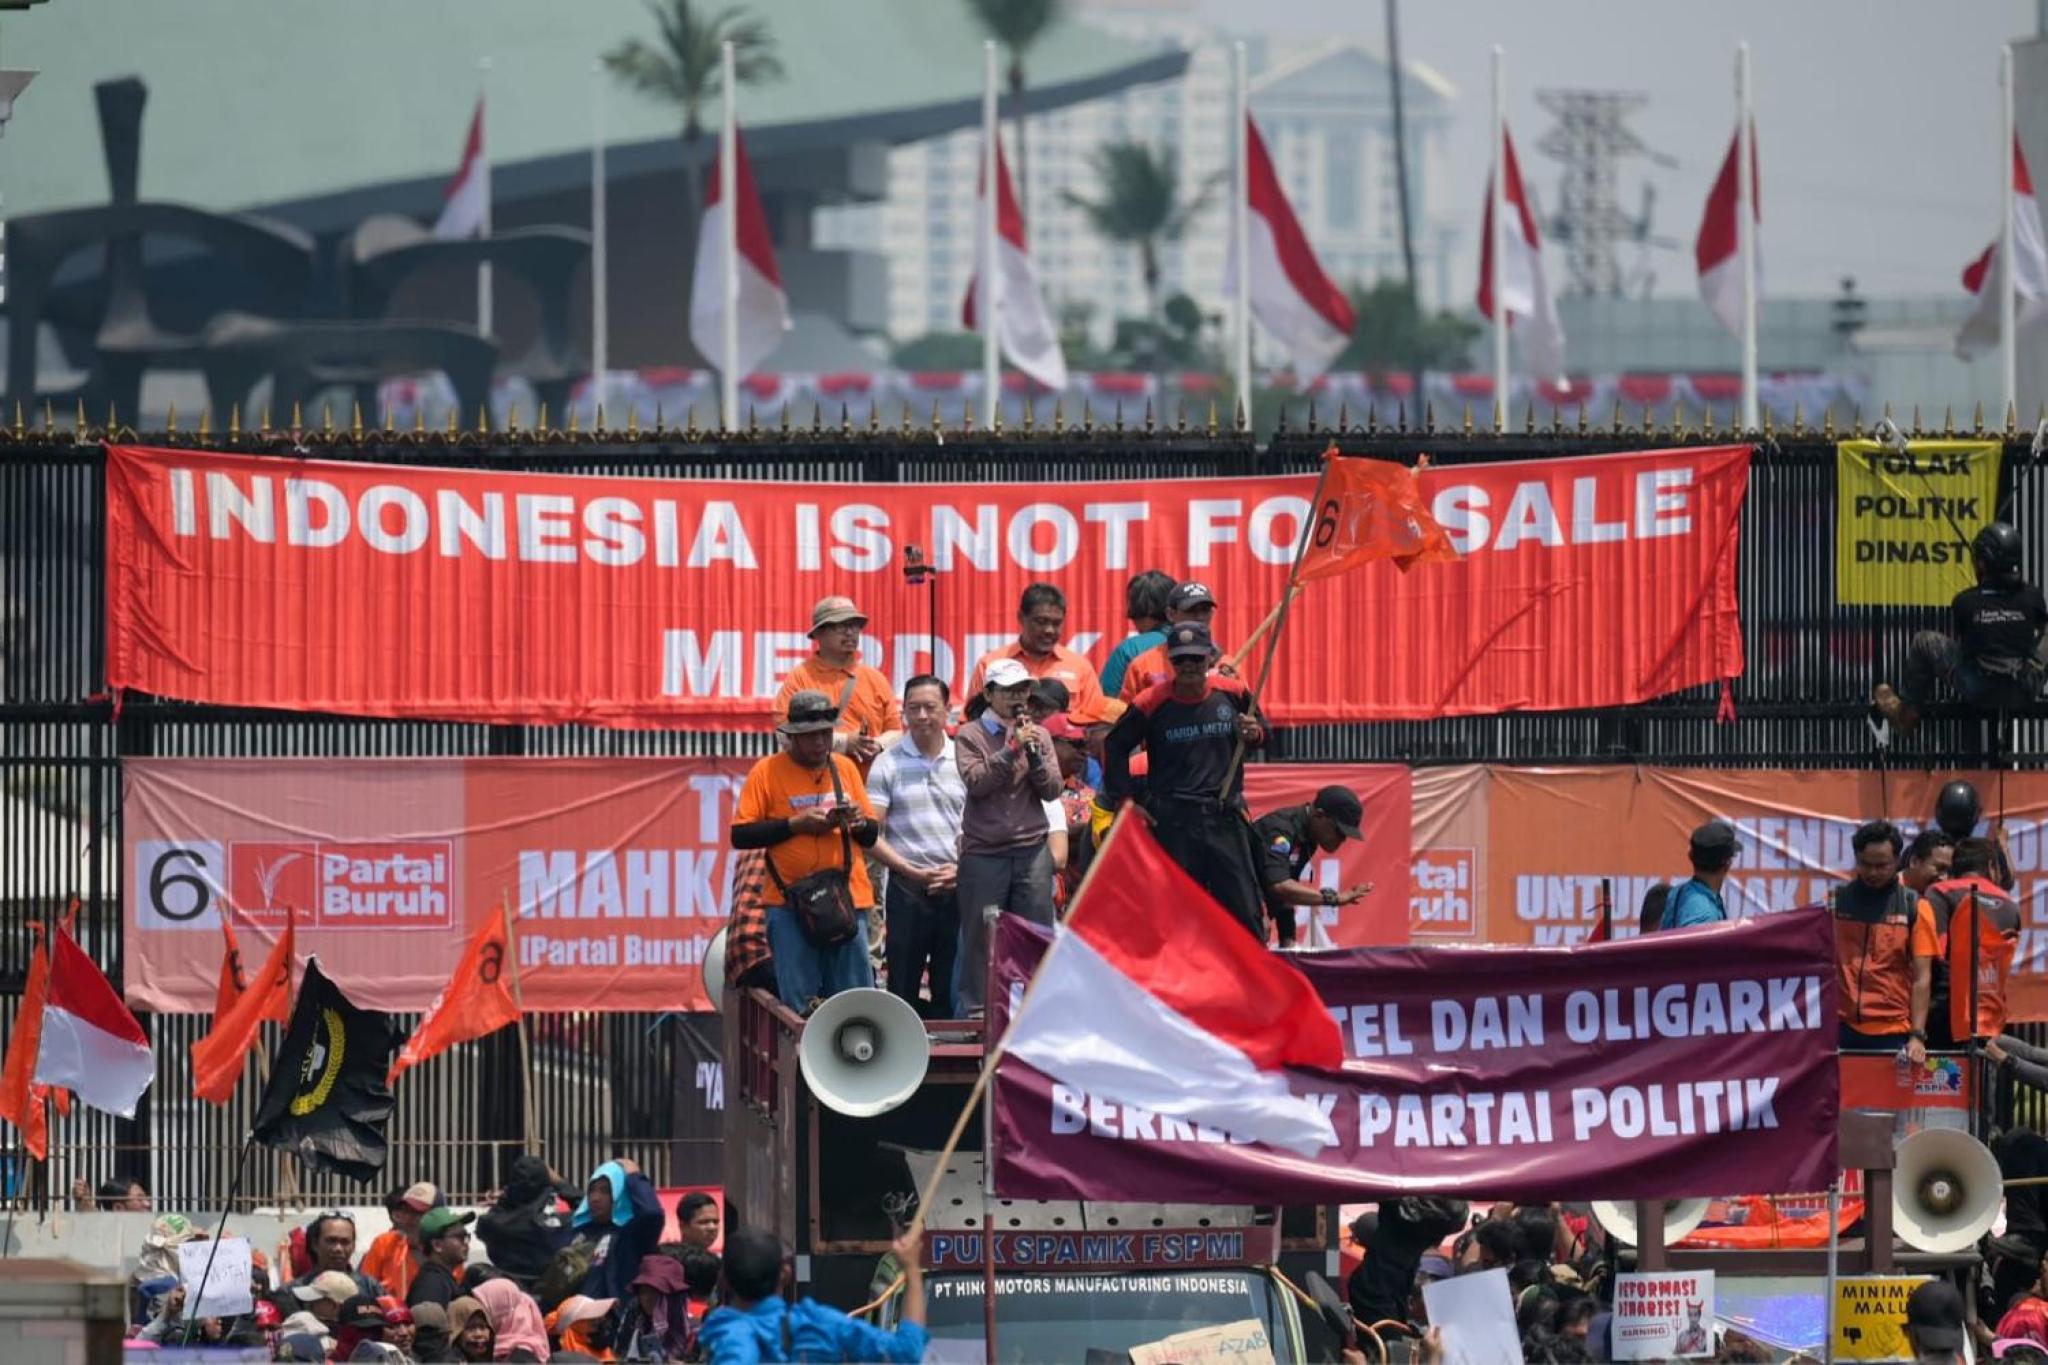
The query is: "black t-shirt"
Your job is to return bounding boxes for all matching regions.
[1953,581,2048,669]
[406,1259,460,1309]
[1252,806,1315,891]
[1104,675,1260,808]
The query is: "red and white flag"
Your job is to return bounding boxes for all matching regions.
[434,97,488,241]
[34,928,153,1120]
[1957,132,2048,359]
[1695,121,1760,337]
[963,139,1067,391]
[1225,116,1357,384]
[1476,126,1567,385]
[689,128,790,381]
[1003,816,1345,1156]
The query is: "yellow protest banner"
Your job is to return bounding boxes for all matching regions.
[1836,440,2002,606]
[1833,1275,1925,1361]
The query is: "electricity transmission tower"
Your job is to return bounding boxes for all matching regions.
[1534,90,1677,297]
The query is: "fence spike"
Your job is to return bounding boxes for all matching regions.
[290,400,301,434]
[1759,403,1771,440]
[199,408,211,441]
[656,402,667,435]
[478,403,491,436]
[1973,401,1985,436]
[1943,405,1954,438]
[1851,406,1864,438]
[1337,399,1349,432]
[779,403,790,434]
[1057,400,1070,435]
[1671,399,1683,438]
[1396,401,1407,434]
[1524,402,1535,436]
[1236,396,1249,433]
[1702,404,1715,439]
[812,402,824,434]
[43,400,56,435]
[628,404,641,440]
[1912,403,1922,436]
[1367,402,1379,435]
[10,401,22,440]
[842,403,854,438]
[1791,402,1804,437]
[1203,399,1215,437]
[167,402,179,436]
[1576,403,1588,436]
[1423,401,1435,434]
[380,404,393,434]
[107,399,119,433]
[566,400,579,435]
[78,397,90,434]
[1462,402,1474,437]
[595,403,606,434]
[1307,398,1318,432]
[1114,400,1125,433]
[321,402,334,436]
[1082,400,1095,433]
[1026,398,1038,434]
[512,403,526,434]
[1822,407,1836,440]
[900,402,913,437]
[351,401,363,440]
[445,406,457,438]
[1143,399,1154,434]
[931,400,943,437]
[1611,400,1622,435]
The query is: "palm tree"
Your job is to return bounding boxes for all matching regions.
[967,0,1061,220]
[1064,142,1219,331]
[603,1,783,311]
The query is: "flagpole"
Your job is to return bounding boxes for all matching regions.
[981,40,1001,429]
[1490,46,1508,432]
[1232,41,1252,427]
[2003,43,2019,422]
[499,896,541,1157]
[180,1136,254,1345]
[592,59,609,419]
[1736,42,1758,432]
[478,58,493,340]
[720,40,739,434]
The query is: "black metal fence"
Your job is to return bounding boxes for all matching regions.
[1,408,2041,1208]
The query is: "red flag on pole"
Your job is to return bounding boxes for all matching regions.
[388,903,520,1086]
[190,921,295,1105]
[1294,453,1458,582]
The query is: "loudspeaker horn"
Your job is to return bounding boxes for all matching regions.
[798,987,930,1118]
[702,927,727,1013]
[1894,1127,2001,1253]
[1591,1198,1710,1247]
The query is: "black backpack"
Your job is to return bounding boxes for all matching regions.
[1639,881,1674,935]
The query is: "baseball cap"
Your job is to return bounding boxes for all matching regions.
[1313,786,1365,840]
[400,1181,438,1212]
[420,1208,476,1240]
[1689,819,1742,858]
[1165,622,1215,660]
[338,1295,389,1332]
[985,658,1032,691]
[553,1295,617,1329]
[1169,581,1218,611]
[1905,1279,1965,1351]
[1041,713,1082,741]
[809,595,866,635]
[291,1270,360,1305]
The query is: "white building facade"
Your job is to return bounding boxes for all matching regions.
[821,3,1459,357]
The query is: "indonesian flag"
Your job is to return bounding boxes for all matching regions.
[1695,121,1760,337]
[1004,816,1345,1156]
[433,96,488,240]
[963,139,1068,391]
[191,921,295,1105]
[1295,452,1458,581]
[388,903,520,1085]
[1956,133,2048,359]
[1225,116,1357,384]
[689,127,790,381]
[1476,126,1568,385]
[34,928,153,1120]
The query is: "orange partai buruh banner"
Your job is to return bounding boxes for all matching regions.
[1408,766,2048,1020]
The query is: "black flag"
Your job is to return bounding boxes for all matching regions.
[251,958,400,1182]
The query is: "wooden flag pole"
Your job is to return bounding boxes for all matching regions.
[1215,449,1336,800]
[499,895,542,1156]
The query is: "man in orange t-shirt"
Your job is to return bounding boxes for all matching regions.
[773,596,903,771]
[1118,581,1225,702]
[731,689,880,1011]
[967,583,1108,725]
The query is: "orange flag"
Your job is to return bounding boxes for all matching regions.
[190,921,295,1105]
[388,903,520,1086]
[1295,452,1458,582]
[0,924,54,1159]
[214,916,249,1019]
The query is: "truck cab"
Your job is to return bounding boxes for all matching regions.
[724,988,1338,1360]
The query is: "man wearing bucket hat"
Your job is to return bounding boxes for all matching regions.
[731,689,881,1010]
[774,595,903,772]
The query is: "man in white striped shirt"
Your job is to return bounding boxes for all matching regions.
[867,674,968,1018]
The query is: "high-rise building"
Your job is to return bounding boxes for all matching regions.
[821,3,1458,353]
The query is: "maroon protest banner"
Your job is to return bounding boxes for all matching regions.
[989,911,1839,1204]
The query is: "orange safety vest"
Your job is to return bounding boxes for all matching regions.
[1831,882,1919,1034]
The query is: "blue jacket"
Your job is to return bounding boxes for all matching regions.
[1664,877,1729,929]
[569,1163,667,1302]
[697,1296,930,1364]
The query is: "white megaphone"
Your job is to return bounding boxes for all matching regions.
[702,927,727,1013]
[1894,1127,2002,1253]
[1591,1198,1710,1247]
[798,988,930,1117]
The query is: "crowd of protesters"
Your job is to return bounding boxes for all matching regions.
[114,1157,926,1362]
[734,577,1375,1018]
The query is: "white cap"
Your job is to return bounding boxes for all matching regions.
[984,659,1032,690]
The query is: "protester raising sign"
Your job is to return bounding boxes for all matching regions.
[104,443,1749,726]
[991,909,1838,1204]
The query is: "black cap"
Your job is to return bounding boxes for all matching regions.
[1165,622,1216,660]
[1689,820,1741,857]
[1904,1279,1965,1351]
[1313,786,1365,840]
[1169,581,1218,611]
[339,1295,388,1332]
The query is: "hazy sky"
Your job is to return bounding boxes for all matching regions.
[1197,0,2037,302]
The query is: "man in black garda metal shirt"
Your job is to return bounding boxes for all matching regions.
[1102,622,1270,938]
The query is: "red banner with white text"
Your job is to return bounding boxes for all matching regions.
[105,444,1748,725]
[121,758,1410,1013]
